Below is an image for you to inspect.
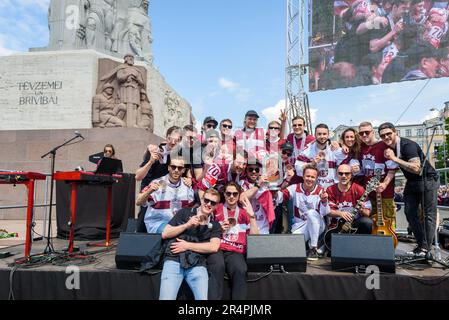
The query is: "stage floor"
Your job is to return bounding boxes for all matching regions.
[1,237,448,300]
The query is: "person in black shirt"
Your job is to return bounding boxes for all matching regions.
[159,188,221,300]
[379,122,439,257]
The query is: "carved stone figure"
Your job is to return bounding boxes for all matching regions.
[92,83,126,128]
[100,54,145,127]
[164,90,182,128]
[137,89,154,131]
[83,0,116,51]
[119,0,153,62]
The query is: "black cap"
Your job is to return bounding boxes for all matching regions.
[378,122,396,133]
[245,110,259,118]
[203,116,218,126]
[281,141,294,151]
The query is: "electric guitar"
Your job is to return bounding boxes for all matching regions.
[324,176,380,251]
[372,191,398,248]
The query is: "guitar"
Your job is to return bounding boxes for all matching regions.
[324,176,380,251]
[372,191,398,248]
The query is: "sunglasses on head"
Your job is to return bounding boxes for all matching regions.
[222,124,233,129]
[338,172,351,176]
[358,131,372,136]
[225,191,239,198]
[203,198,218,206]
[169,165,185,171]
[380,132,393,139]
[247,167,260,173]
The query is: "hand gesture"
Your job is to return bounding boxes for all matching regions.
[384,149,395,161]
[279,109,287,123]
[148,182,161,193]
[339,211,353,222]
[183,177,193,188]
[220,220,231,232]
[187,215,201,229]
[393,21,404,35]
[258,175,269,185]
[351,164,361,174]
[330,141,340,151]
[170,238,190,254]
[241,196,255,217]
[320,189,328,203]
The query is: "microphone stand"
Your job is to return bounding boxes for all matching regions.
[41,133,84,254]
[399,124,449,269]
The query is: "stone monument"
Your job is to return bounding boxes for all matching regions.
[0,0,192,136]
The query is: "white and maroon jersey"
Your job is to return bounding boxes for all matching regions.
[334,0,370,18]
[143,175,195,233]
[197,161,244,192]
[295,142,347,188]
[424,19,449,49]
[214,204,251,254]
[286,133,316,160]
[239,180,274,234]
[276,183,330,233]
[360,142,399,198]
[234,128,266,156]
[327,182,372,226]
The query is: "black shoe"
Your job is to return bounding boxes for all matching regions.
[407,246,427,258]
[307,248,319,261]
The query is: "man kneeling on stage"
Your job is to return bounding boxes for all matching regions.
[276,165,330,261]
[327,164,373,234]
[159,189,222,300]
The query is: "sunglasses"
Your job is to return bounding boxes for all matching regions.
[358,131,372,136]
[269,127,280,130]
[380,132,393,139]
[338,172,351,176]
[225,191,239,198]
[222,124,233,129]
[207,124,217,129]
[104,150,113,153]
[247,167,260,173]
[203,198,218,206]
[282,150,293,156]
[169,165,185,171]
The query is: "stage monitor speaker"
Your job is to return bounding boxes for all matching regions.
[115,232,161,270]
[331,234,395,273]
[246,234,307,272]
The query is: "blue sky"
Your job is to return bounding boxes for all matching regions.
[0,0,444,132]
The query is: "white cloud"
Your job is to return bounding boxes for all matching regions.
[219,78,238,90]
[262,99,318,124]
[422,109,441,122]
[217,77,252,103]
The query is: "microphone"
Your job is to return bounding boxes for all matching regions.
[75,131,85,139]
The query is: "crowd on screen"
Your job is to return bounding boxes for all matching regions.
[124,108,437,300]
[309,0,449,91]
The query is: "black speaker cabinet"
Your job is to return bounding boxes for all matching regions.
[246,234,307,272]
[331,234,395,273]
[115,232,161,270]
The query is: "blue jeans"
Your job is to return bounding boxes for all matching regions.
[159,260,209,300]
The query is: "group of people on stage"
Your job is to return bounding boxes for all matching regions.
[130,109,438,300]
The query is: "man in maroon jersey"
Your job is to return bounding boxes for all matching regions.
[327,164,373,234]
[358,121,399,228]
[286,116,316,161]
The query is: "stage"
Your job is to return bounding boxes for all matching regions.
[1,237,448,300]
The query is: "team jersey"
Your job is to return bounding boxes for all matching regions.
[295,142,347,188]
[197,161,245,192]
[424,8,449,49]
[214,204,251,254]
[327,182,372,226]
[276,183,330,233]
[143,174,195,233]
[360,142,398,198]
[234,128,266,155]
[239,180,274,234]
[286,133,316,160]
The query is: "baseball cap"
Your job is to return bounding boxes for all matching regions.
[281,142,294,151]
[245,110,260,118]
[378,122,396,133]
[205,129,220,140]
[203,116,218,127]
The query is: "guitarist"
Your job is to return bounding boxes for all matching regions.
[327,164,373,234]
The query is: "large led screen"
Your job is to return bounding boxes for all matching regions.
[309,0,449,91]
